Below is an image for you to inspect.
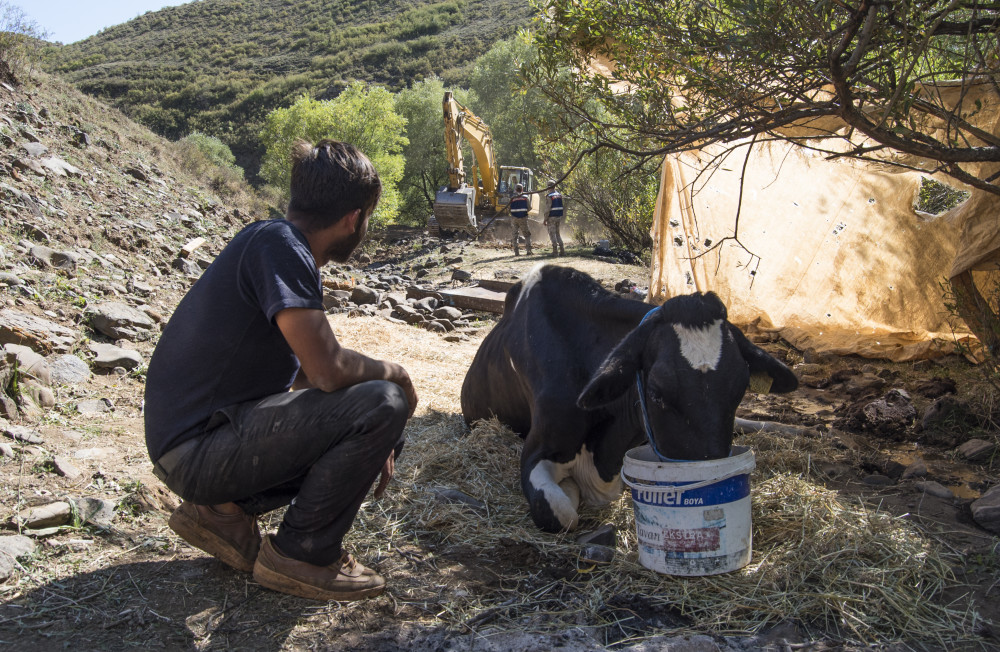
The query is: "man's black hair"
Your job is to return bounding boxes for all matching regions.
[287,139,382,232]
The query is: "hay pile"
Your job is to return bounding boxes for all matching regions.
[321,315,978,648]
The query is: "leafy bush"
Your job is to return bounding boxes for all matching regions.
[172,132,248,200]
[178,132,243,176]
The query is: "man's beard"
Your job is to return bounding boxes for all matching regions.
[324,219,365,264]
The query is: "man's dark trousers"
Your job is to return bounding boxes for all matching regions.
[158,380,407,566]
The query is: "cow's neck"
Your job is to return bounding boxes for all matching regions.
[608,297,657,328]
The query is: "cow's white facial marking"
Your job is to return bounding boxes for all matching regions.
[672,319,723,372]
[528,446,623,530]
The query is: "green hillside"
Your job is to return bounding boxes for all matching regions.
[42,0,534,181]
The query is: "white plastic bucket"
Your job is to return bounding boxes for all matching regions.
[621,445,755,576]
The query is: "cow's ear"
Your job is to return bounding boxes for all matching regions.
[729,324,799,393]
[577,319,655,409]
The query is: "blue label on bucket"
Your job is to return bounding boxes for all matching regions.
[629,474,750,508]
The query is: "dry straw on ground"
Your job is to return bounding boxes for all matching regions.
[319,315,977,648]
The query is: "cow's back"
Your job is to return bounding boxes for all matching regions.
[461,265,649,435]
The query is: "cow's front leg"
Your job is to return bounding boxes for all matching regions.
[520,441,581,533]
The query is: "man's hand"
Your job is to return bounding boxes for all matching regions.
[373,450,395,499]
[385,362,418,417]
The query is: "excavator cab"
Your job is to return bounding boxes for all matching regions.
[496,166,535,211]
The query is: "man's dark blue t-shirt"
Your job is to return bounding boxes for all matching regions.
[144,219,323,461]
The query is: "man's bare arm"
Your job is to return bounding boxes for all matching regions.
[276,307,417,415]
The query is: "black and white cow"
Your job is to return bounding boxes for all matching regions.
[460,265,798,532]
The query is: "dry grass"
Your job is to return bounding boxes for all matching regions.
[308,314,980,649]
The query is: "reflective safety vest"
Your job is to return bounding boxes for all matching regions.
[547,191,564,217]
[509,194,529,218]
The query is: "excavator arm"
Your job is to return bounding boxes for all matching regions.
[434,92,501,232]
[443,92,499,202]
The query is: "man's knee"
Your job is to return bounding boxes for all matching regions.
[362,380,409,442]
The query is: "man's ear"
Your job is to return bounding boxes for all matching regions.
[342,208,362,232]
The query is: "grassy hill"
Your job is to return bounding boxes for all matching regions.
[42,0,535,181]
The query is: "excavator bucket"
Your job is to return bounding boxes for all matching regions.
[433,186,477,233]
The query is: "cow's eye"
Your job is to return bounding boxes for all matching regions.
[648,387,667,409]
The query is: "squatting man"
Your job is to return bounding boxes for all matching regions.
[144,140,418,601]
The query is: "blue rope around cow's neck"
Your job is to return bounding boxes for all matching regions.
[635,306,688,463]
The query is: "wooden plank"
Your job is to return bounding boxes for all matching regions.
[180,237,206,258]
[438,286,506,314]
[477,279,518,293]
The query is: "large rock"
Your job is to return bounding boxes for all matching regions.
[52,455,82,479]
[89,342,142,370]
[86,302,155,341]
[971,485,1000,534]
[0,309,78,354]
[72,497,116,528]
[0,534,36,559]
[956,438,996,462]
[3,424,42,444]
[17,501,72,529]
[914,480,954,500]
[350,285,380,305]
[393,303,422,320]
[171,257,202,276]
[323,289,351,310]
[29,244,78,272]
[22,380,55,409]
[433,306,463,321]
[21,142,48,157]
[13,157,45,176]
[0,534,36,582]
[77,398,113,414]
[40,157,83,178]
[48,354,92,384]
[4,343,52,385]
[413,297,439,313]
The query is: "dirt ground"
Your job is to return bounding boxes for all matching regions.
[1,235,998,651]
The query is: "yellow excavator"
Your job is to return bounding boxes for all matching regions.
[432,91,538,235]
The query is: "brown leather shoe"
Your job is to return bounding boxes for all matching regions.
[168,501,261,572]
[253,535,385,601]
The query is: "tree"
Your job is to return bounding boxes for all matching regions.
[537,106,660,252]
[0,2,47,84]
[468,35,553,170]
[259,82,407,228]
[564,149,660,252]
[528,0,1000,357]
[395,77,469,224]
[529,1,1000,189]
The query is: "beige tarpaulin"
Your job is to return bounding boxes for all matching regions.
[649,82,1000,362]
[649,142,964,361]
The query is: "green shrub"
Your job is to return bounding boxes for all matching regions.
[172,132,247,200]
[178,132,243,176]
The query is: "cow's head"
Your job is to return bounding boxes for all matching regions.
[576,292,798,460]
